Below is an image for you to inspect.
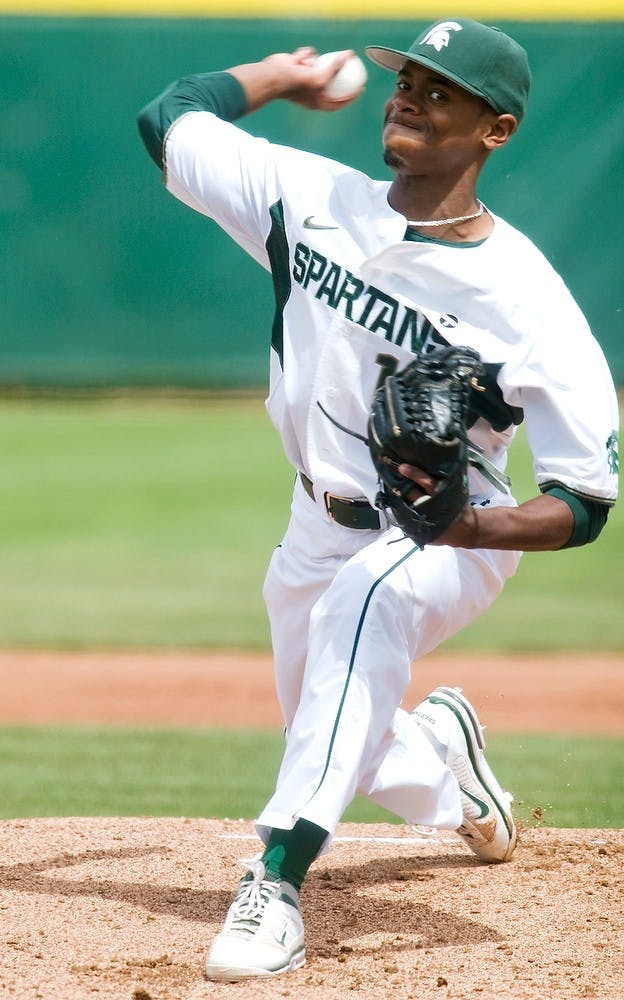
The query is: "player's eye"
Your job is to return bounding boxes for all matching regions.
[428,88,448,103]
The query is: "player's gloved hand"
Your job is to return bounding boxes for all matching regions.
[397,461,480,548]
[367,345,484,548]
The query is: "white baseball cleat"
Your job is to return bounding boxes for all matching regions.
[413,686,517,863]
[205,856,305,981]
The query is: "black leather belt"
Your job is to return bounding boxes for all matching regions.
[300,473,380,530]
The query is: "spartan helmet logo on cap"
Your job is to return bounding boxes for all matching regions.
[421,21,463,52]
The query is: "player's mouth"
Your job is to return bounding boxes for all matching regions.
[383,116,428,139]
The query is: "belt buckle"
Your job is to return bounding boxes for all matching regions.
[324,491,357,521]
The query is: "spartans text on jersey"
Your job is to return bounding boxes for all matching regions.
[292,241,436,352]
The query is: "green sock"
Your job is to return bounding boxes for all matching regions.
[261,818,328,891]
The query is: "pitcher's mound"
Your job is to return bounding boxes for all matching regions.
[0,817,621,999]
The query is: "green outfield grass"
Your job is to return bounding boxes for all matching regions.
[0,726,621,828]
[0,395,622,651]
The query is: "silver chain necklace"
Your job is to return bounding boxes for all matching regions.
[406,201,485,228]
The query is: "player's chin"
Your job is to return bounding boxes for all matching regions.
[382,141,417,171]
[383,147,405,170]
[382,133,424,170]
[382,136,406,169]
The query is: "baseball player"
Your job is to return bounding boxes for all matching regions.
[137,18,619,981]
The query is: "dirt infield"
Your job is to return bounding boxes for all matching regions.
[0,651,622,999]
[0,818,622,1000]
[1,649,622,733]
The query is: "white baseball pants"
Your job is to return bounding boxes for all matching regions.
[256,477,520,844]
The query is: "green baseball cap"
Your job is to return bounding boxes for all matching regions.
[365,18,530,122]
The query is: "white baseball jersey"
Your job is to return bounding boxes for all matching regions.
[162,107,619,838]
[164,110,619,512]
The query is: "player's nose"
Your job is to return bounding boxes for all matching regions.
[390,86,424,116]
[393,95,420,116]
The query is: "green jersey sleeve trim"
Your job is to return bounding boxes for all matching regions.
[541,484,610,548]
[137,71,248,168]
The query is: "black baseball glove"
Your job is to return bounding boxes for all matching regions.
[368,345,484,547]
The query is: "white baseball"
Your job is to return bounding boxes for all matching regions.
[316,51,367,100]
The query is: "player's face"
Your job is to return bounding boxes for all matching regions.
[382,61,497,175]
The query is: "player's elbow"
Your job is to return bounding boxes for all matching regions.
[137,102,166,169]
[542,485,611,549]
[564,501,610,548]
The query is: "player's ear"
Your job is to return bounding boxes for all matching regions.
[483,113,518,150]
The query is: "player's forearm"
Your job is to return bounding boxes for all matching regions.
[227,61,298,112]
[137,49,358,166]
[136,62,303,168]
[443,493,575,551]
[137,61,296,168]
[137,71,248,167]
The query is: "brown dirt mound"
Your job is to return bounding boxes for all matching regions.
[0,818,621,1000]
[1,654,622,997]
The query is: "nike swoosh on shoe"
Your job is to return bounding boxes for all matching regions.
[459,784,489,819]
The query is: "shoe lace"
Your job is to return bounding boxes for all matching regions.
[228,856,280,938]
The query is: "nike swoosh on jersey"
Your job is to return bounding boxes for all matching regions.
[303,216,340,230]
